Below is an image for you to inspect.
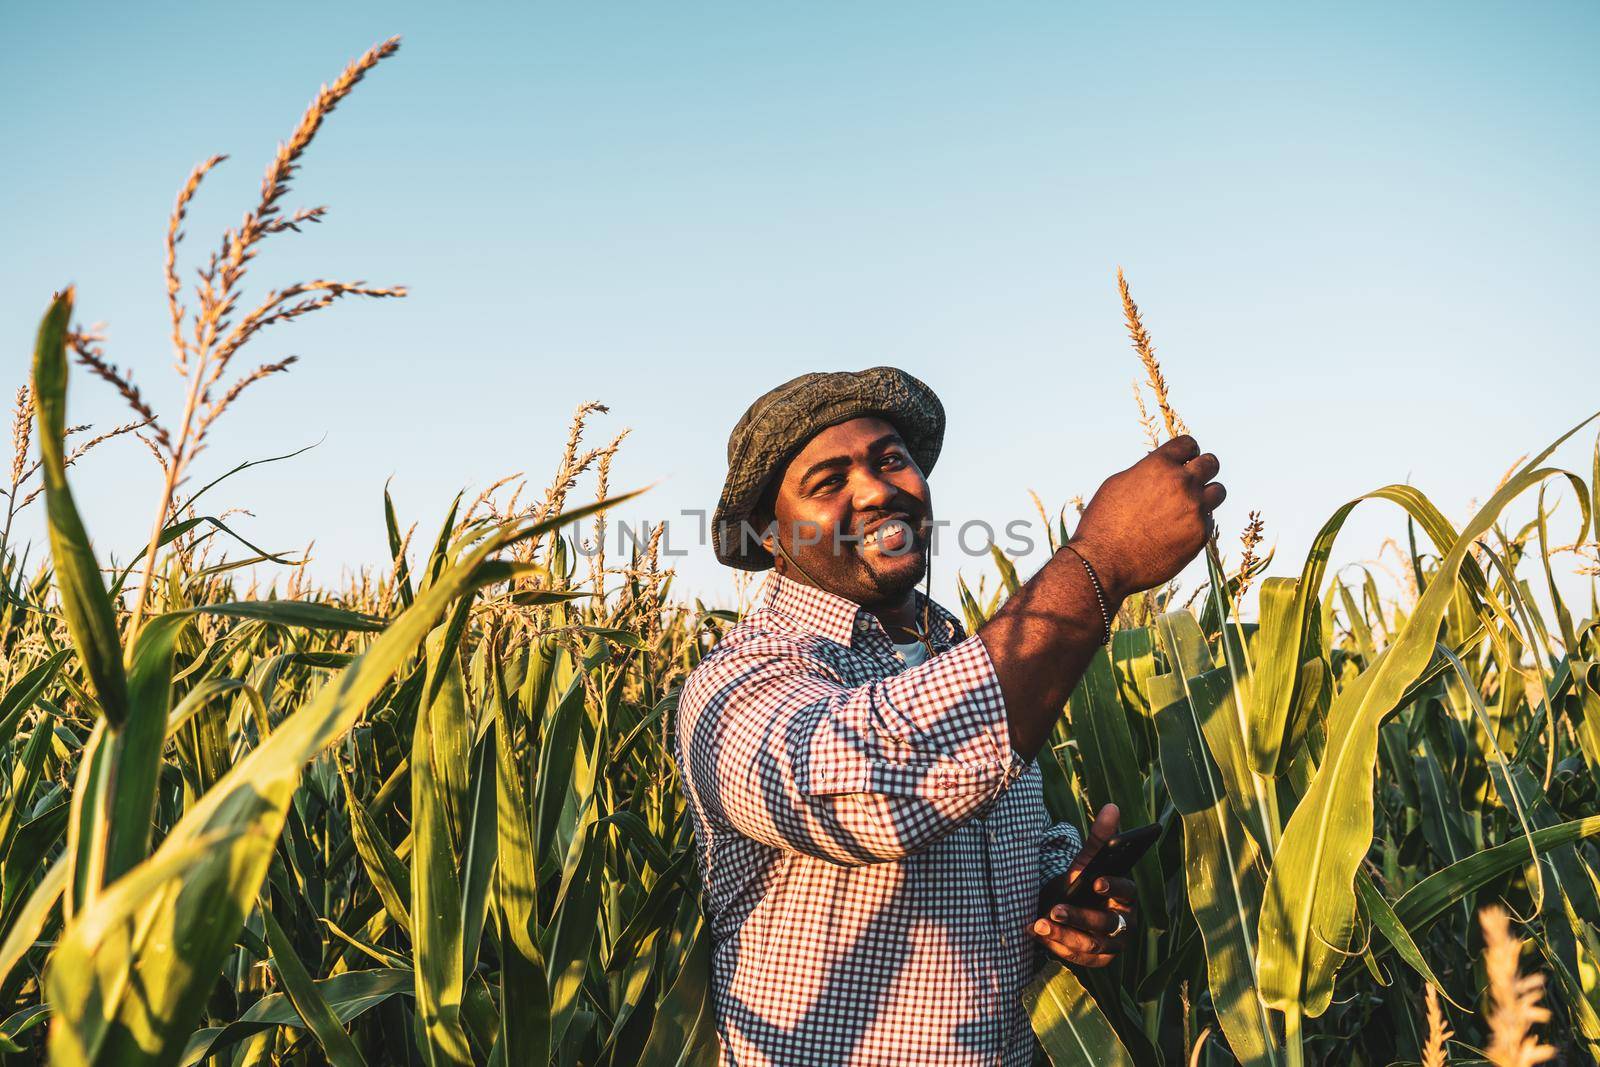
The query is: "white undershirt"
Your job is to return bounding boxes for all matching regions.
[892,639,931,668]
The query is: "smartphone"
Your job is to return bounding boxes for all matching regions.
[1063,822,1161,906]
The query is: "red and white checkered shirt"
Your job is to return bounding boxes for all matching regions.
[675,572,1083,1066]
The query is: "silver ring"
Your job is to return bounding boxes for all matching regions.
[1111,913,1128,939]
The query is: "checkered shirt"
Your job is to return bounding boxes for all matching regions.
[675,572,1083,1066]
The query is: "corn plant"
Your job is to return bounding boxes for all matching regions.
[1012,282,1600,1066]
[1,38,1598,1067]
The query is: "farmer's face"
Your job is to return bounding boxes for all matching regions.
[761,417,933,605]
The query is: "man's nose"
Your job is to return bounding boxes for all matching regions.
[851,468,898,511]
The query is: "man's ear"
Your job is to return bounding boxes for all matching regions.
[753,475,785,566]
[753,484,777,542]
[753,505,783,570]
[757,510,779,562]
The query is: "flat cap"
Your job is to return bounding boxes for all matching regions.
[711,366,944,570]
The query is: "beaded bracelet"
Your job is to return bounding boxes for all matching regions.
[1058,543,1113,647]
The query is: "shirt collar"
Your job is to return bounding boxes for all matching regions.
[756,570,959,649]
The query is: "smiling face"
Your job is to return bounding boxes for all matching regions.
[756,416,934,609]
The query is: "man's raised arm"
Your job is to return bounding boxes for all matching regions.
[978,434,1226,759]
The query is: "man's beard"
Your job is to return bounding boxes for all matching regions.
[858,537,929,601]
[774,514,930,603]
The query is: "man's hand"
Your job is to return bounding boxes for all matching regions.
[978,435,1224,760]
[1029,805,1139,968]
[1069,434,1225,599]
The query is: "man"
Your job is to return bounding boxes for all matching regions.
[675,367,1224,1065]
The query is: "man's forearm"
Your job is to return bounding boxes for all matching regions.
[976,542,1127,760]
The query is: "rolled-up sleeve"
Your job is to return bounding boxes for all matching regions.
[677,632,1026,866]
[1038,820,1084,884]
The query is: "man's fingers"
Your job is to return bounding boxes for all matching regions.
[1201,482,1227,512]
[1065,804,1120,881]
[1030,918,1123,960]
[1046,903,1121,935]
[1158,435,1200,464]
[1030,921,1120,959]
[1038,941,1116,968]
[1184,452,1220,483]
[1093,876,1138,907]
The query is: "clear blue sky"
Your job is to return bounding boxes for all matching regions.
[3,2,1597,616]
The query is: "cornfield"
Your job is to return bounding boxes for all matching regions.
[4,36,1600,1067]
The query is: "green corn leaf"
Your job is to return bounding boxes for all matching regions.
[0,856,66,990]
[0,649,70,746]
[47,824,254,1064]
[459,731,499,977]
[1258,412,1599,1022]
[1025,963,1135,1067]
[1,798,70,923]
[1495,762,1600,926]
[1110,627,1158,765]
[63,723,110,919]
[384,484,415,610]
[1035,735,1086,829]
[605,849,694,974]
[955,576,987,635]
[0,716,56,869]
[548,821,603,1046]
[1070,649,1152,828]
[1247,480,1528,780]
[1394,816,1600,933]
[340,770,412,933]
[322,915,411,969]
[535,641,603,866]
[30,289,128,729]
[0,1005,50,1054]
[512,589,594,606]
[493,652,550,1067]
[636,920,716,1067]
[573,625,649,650]
[423,493,463,592]
[151,514,296,566]
[197,600,386,632]
[1352,870,1466,1010]
[101,612,191,884]
[1159,611,1279,859]
[1411,719,1474,872]
[1068,648,1160,922]
[179,968,413,1067]
[260,902,368,1067]
[989,544,1021,596]
[605,692,675,774]
[65,592,370,915]
[177,440,323,520]
[1541,892,1600,1055]
[41,496,635,1067]
[461,971,501,1056]
[1249,578,1312,775]
[411,624,473,1067]
[1150,640,1283,1067]
[164,678,261,739]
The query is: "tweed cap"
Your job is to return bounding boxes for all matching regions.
[712,366,944,570]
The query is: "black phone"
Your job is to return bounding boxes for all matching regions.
[1063,822,1161,906]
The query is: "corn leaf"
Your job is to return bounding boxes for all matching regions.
[260,902,368,1067]
[1151,622,1282,1066]
[410,625,474,1067]
[1025,963,1135,1067]
[30,290,128,728]
[41,496,631,1066]
[1259,411,1600,1020]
